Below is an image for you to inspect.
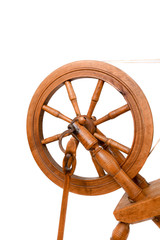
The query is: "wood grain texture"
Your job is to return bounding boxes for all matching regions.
[65,81,81,116]
[87,79,104,118]
[94,132,130,154]
[42,105,72,123]
[57,174,70,240]
[72,121,144,202]
[27,60,153,196]
[111,222,130,240]
[41,132,70,145]
[90,152,105,177]
[114,179,160,223]
[95,104,130,125]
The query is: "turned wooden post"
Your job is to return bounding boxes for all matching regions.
[111,222,130,240]
[71,121,145,202]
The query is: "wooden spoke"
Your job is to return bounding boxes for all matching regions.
[41,132,70,145]
[65,81,81,116]
[42,105,72,123]
[94,104,130,125]
[94,132,130,154]
[87,79,104,118]
[90,152,105,177]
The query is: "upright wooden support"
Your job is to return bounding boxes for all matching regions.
[72,121,144,202]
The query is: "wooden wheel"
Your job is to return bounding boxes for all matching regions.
[27,60,153,196]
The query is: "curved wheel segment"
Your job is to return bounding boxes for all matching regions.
[27,60,153,196]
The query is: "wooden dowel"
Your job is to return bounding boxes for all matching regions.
[42,105,72,123]
[57,174,70,240]
[90,152,105,177]
[65,81,81,116]
[57,137,78,240]
[87,79,104,118]
[94,132,130,154]
[94,104,130,125]
[41,132,70,145]
[41,134,60,144]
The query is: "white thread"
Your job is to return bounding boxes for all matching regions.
[149,138,160,156]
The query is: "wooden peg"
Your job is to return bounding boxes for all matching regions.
[78,116,86,125]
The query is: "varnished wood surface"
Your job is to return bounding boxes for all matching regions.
[87,79,104,118]
[114,179,160,223]
[42,105,72,123]
[94,104,130,126]
[57,173,70,240]
[65,81,81,116]
[111,222,130,240]
[27,60,153,196]
[94,132,130,154]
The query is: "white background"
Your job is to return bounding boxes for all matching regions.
[1,1,160,239]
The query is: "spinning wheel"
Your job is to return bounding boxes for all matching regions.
[27,61,160,239]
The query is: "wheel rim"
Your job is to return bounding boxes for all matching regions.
[27,60,153,196]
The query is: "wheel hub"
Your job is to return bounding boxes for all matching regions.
[74,115,96,134]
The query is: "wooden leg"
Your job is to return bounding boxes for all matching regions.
[111,222,130,240]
